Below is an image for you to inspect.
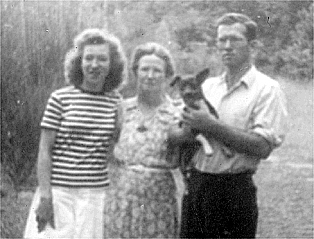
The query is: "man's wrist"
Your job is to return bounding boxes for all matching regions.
[197,118,221,135]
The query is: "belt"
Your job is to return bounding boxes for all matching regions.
[192,167,254,178]
[127,164,171,173]
[112,159,173,172]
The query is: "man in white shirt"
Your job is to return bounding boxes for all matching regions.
[180,13,287,238]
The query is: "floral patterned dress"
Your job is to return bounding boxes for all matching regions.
[104,97,182,238]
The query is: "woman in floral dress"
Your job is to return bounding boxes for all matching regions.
[104,42,188,238]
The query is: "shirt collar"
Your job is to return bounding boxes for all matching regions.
[219,65,257,89]
[240,65,257,88]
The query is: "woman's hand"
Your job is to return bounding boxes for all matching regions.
[168,123,194,145]
[35,197,55,232]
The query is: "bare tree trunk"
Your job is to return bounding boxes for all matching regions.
[58,0,65,53]
[78,1,84,31]
[103,0,108,31]
[20,1,31,83]
[20,1,27,54]
[36,1,43,85]
[114,3,128,38]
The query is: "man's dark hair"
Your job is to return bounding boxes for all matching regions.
[216,13,258,42]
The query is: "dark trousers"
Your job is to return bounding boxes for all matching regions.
[180,168,258,239]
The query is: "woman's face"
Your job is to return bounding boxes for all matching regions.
[81,44,110,92]
[137,54,166,93]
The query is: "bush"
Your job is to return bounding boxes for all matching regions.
[0,189,33,239]
[1,2,65,189]
[280,4,313,80]
[1,58,63,189]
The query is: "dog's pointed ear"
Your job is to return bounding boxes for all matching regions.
[195,68,210,84]
[170,75,181,87]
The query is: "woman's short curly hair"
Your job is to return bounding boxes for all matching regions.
[216,13,258,42]
[64,28,127,92]
[130,42,175,79]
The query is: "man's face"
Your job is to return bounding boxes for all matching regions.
[216,23,251,69]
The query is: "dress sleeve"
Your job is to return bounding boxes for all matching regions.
[169,98,185,126]
[40,92,63,131]
[113,100,123,142]
[251,83,288,149]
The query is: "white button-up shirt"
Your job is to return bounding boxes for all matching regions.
[193,66,288,174]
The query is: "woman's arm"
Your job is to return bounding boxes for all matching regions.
[37,129,57,199]
[35,128,57,231]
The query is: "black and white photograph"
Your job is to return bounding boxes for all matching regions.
[1,0,313,238]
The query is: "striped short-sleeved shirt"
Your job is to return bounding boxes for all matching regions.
[41,85,121,188]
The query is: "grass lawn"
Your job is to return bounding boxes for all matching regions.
[1,78,313,238]
[255,78,313,238]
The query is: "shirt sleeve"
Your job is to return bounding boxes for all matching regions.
[252,83,288,149]
[40,92,63,131]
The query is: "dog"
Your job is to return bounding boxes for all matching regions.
[169,68,234,193]
[170,68,218,119]
[169,68,218,193]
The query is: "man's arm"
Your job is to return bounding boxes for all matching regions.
[202,120,271,158]
[182,101,272,158]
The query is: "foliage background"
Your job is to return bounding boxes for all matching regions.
[1,1,313,237]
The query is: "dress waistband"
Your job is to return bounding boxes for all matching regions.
[112,159,175,172]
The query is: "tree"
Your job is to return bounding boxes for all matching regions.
[281,3,313,80]
[1,0,313,192]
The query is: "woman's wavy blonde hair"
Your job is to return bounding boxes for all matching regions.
[64,28,127,92]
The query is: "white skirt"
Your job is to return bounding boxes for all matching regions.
[24,187,107,239]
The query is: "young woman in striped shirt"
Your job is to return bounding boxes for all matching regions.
[24,28,127,238]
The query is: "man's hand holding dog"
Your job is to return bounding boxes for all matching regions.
[168,122,194,144]
[182,100,219,133]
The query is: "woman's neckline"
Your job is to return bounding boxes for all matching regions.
[136,95,168,112]
[75,85,108,95]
